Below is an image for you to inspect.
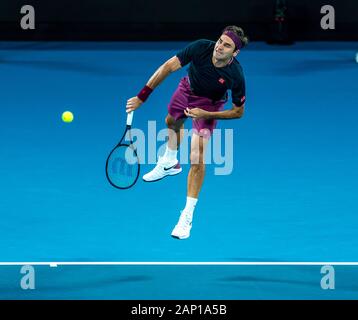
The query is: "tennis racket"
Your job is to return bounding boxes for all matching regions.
[105,111,140,189]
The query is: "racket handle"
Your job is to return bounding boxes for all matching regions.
[126,111,134,126]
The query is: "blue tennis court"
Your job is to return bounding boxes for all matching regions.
[0,41,357,299]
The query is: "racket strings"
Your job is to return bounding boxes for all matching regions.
[106,143,140,189]
[106,125,140,189]
[111,156,134,177]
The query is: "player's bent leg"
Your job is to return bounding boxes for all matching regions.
[142,114,185,182]
[165,114,185,150]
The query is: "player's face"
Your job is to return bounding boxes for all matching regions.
[213,35,238,60]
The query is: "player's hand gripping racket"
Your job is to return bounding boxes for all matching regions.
[105,112,140,189]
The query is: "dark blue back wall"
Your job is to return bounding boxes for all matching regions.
[0,0,357,40]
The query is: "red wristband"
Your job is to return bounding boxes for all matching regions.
[137,85,153,102]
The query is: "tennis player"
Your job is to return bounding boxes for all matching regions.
[126,26,248,239]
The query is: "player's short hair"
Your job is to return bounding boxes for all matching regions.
[222,25,249,50]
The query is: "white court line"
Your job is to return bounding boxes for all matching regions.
[0,262,358,266]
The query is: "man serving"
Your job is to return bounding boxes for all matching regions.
[126,25,248,239]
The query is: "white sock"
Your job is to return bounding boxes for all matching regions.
[163,144,178,161]
[183,197,198,216]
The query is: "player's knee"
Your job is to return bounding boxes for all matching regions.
[165,114,171,126]
[166,115,182,131]
[190,151,205,166]
[165,114,175,128]
[190,163,205,173]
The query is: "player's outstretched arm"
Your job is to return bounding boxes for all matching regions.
[126,56,182,113]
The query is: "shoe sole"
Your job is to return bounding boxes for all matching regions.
[142,168,182,183]
[171,234,190,240]
[171,226,192,240]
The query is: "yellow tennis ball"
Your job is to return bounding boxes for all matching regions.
[62,111,74,123]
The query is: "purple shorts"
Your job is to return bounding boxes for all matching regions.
[168,76,226,138]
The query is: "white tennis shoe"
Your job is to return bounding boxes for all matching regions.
[171,211,193,240]
[143,156,182,182]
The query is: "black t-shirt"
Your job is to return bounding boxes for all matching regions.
[176,39,246,106]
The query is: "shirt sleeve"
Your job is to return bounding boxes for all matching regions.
[176,39,209,67]
[231,74,246,107]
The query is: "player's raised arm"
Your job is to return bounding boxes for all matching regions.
[126,56,182,113]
